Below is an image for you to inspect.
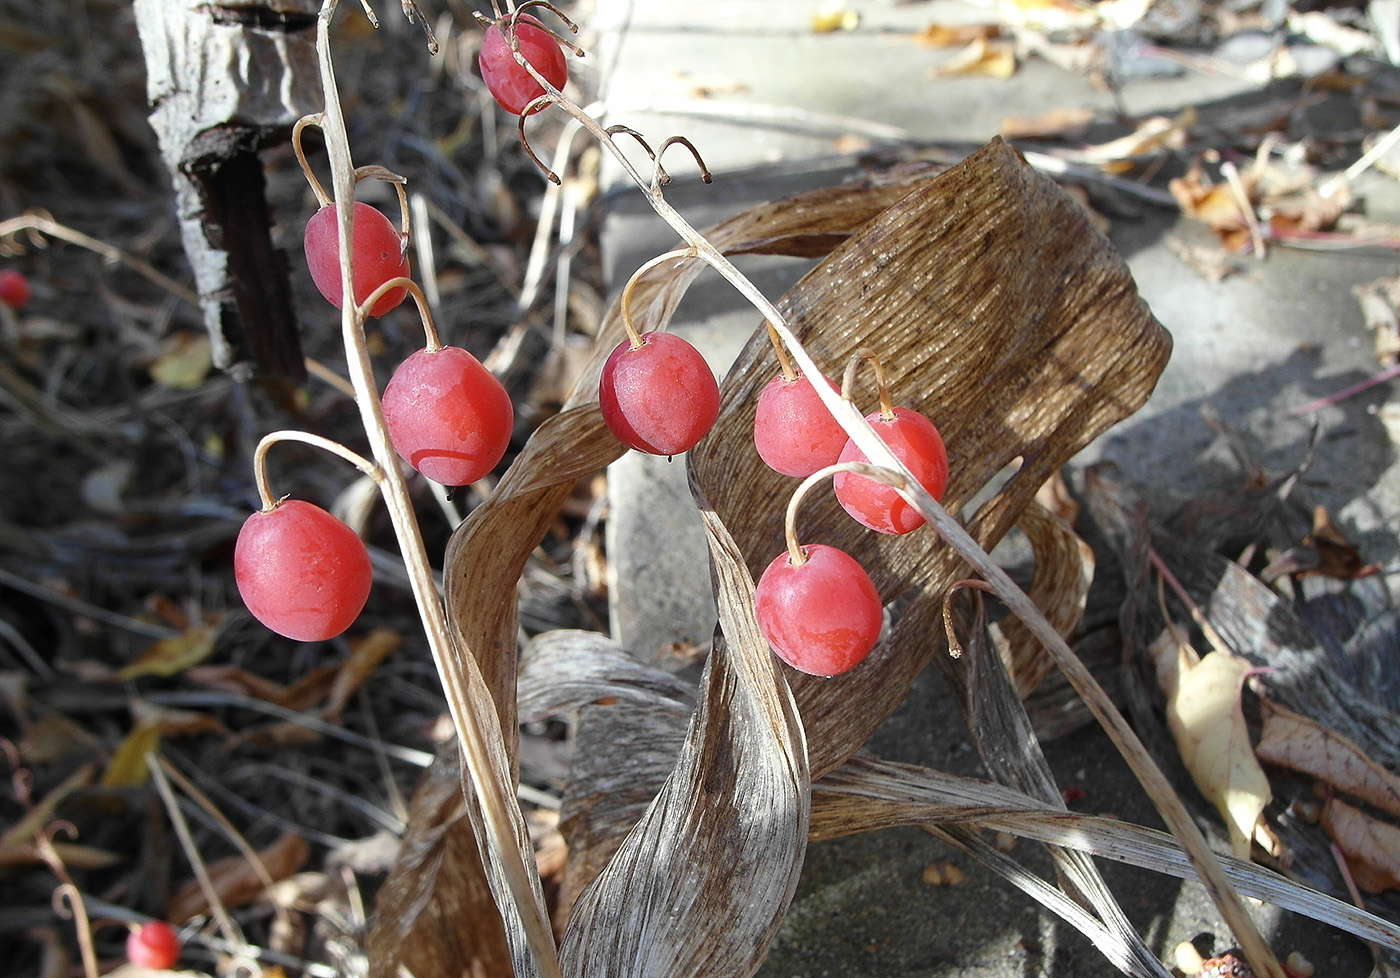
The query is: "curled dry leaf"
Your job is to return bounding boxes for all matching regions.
[115,622,220,681]
[1256,700,1400,818]
[1319,796,1400,893]
[1152,630,1271,860]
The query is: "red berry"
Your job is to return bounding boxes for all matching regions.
[598,332,719,456]
[234,499,373,642]
[382,346,514,486]
[126,921,181,970]
[833,407,948,535]
[0,269,31,309]
[753,371,848,477]
[755,544,883,676]
[304,201,409,318]
[479,16,569,115]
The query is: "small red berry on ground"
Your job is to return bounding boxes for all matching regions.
[382,346,514,486]
[126,920,181,970]
[0,269,32,309]
[479,16,568,115]
[234,499,373,642]
[755,543,883,676]
[834,407,948,534]
[753,370,848,477]
[304,201,409,318]
[598,332,719,456]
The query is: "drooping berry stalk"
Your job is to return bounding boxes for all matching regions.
[308,4,560,975]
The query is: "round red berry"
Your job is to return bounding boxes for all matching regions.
[833,407,948,535]
[753,370,848,477]
[234,499,373,642]
[304,201,409,318]
[381,346,514,486]
[755,544,883,676]
[479,16,569,115]
[598,332,720,457]
[126,920,181,970]
[0,269,32,309]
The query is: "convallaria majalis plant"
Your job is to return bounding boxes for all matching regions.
[235,2,1311,976]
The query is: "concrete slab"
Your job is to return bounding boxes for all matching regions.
[588,1,1398,975]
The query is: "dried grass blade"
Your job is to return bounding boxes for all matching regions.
[812,757,1400,952]
[558,496,808,978]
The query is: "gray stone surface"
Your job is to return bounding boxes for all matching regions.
[589,1,1397,975]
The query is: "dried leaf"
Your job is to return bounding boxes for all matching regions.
[1295,505,1380,580]
[557,504,808,978]
[167,831,310,921]
[101,722,161,787]
[1061,112,1191,173]
[130,699,230,738]
[1256,701,1400,818]
[692,138,1169,781]
[1001,106,1094,140]
[1319,797,1400,893]
[929,37,1017,79]
[1153,632,1270,860]
[913,23,1001,47]
[116,623,219,681]
[322,627,400,721]
[811,0,859,33]
[147,330,213,389]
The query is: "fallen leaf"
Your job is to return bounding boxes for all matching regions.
[1297,506,1379,580]
[116,623,220,681]
[323,627,400,720]
[913,23,1001,47]
[929,37,1017,79]
[1001,106,1094,140]
[1062,112,1191,174]
[811,0,859,32]
[101,722,161,787]
[1256,700,1400,818]
[1352,275,1400,366]
[1319,796,1400,893]
[1153,630,1271,860]
[147,330,213,390]
[167,831,310,920]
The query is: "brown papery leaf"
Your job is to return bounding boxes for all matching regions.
[1257,700,1400,818]
[1319,797,1400,893]
[558,502,807,978]
[692,138,1170,780]
[167,831,309,921]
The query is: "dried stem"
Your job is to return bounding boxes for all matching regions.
[782,461,906,566]
[251,430,380,511]
[313,3,562,975]
[841,349,896,419]
[619,248,696,348]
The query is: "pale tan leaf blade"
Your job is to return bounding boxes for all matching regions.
[1320,796,1400,893]
[1154,639,1270,860]
[810,756,1400,952]
[559,501,808,978]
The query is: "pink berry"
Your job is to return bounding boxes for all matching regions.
[479,16,569,115]
[382,346,514,486]
[598,332,720,456]
[304,201,409,318]
[753,370,848,477]
[126,921,181,970]
[0,269,31,309]
[755,544,883,676]
[234,500,373,642]
[833,407,948,535]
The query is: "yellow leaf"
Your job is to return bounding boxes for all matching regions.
[117,623,219,681]
[1153,631,1270,859]
[811,0,859,32]
[148,331,212,390]
[928,38,1017,80]
[102,722,161,787]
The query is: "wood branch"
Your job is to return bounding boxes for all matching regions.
[134,0,321,378]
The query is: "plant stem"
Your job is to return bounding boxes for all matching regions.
[314,4,560,976]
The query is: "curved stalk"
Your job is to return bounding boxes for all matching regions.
[314,4,560,976]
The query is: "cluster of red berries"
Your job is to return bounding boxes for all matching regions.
[751,354,948,678]
[233,36,540,641]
